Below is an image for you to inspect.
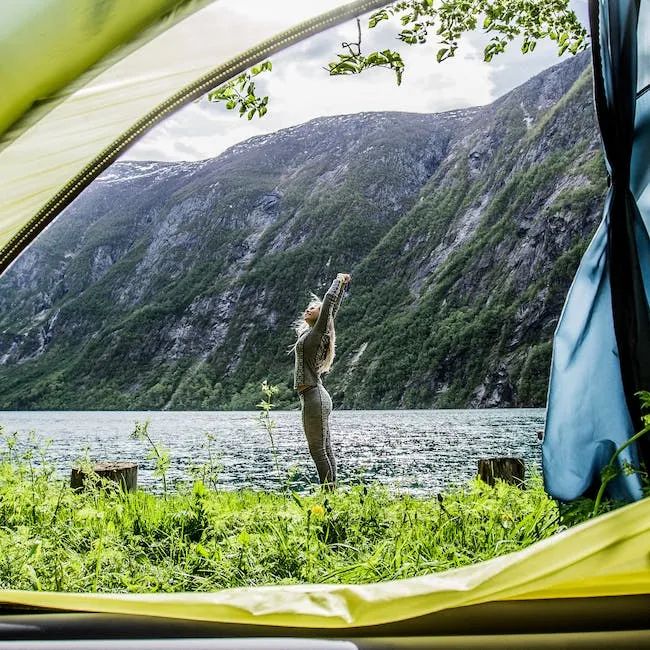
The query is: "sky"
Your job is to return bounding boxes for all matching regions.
[122,0,590,162]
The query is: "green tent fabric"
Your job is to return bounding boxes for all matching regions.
[1,0,649,638]
[0,0,209,137]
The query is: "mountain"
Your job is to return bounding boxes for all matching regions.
[0,51,606,410]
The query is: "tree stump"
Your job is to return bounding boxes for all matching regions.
[70,462,138,492]
[478,457,525,487]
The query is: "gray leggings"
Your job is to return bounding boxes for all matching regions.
[299,384,336,487]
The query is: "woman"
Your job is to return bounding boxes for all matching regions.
[291,272,351,489]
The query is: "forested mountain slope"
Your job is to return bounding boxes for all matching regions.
[0,51,605,409]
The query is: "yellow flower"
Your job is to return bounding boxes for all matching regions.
[310,505,325,517]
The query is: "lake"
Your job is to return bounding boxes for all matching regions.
[0,409,545,495]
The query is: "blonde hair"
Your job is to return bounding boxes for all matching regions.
[288,292,337,374]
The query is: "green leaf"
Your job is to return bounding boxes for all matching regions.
[368,9,389,28]
[196,543,210,558]
[329,60,358,75]
[365,52,388,65]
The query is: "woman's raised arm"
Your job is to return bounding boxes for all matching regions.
[313,273,349,334]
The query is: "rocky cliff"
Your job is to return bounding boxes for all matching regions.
[0,51,606,409]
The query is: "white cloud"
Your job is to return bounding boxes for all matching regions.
[123,0,590,162]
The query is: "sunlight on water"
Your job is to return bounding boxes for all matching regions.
[0,409,544,495]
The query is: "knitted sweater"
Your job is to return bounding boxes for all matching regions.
[293,276,346,391]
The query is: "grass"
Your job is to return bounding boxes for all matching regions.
[0,423,602,593]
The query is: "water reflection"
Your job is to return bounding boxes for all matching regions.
[0,409,544,495]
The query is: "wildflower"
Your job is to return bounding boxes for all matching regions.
[310,505,325,517]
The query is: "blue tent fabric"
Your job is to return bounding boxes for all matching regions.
[543,0,650,501]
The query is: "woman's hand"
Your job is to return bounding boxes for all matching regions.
[338,273,351,285]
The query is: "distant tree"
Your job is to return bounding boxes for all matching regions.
[207,0,587,118]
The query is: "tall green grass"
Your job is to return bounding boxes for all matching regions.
[0,423,596,593]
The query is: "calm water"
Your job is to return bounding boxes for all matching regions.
[0,409,544,495]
